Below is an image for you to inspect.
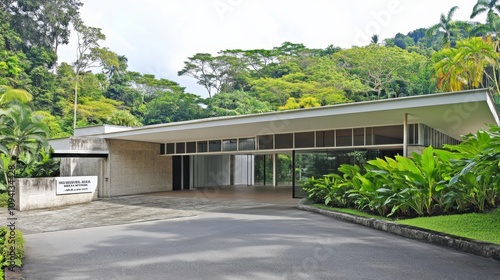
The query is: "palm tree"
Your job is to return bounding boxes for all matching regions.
[457,37,499,90]
[470,0,500,38]
[104,55,128,81]
[432,37,499,92]
[427,6,461,47]
[0,101,49,188]
[471,0,500,25]
[433,47,465,91]
[370,34,379,45]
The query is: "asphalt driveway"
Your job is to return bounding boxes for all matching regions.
[17,193,500,280]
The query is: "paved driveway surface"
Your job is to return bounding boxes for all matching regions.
[16,194,500,280]
[2,193,276,234]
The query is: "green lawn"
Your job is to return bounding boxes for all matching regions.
[312,204,500,244]
[398,208,500,244]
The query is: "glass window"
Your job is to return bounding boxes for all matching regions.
[316,130,334,147]
[424,126,429,146]
[176,143,185,154]
[186,142,196,153]
[365,127,373,145]
[295,132,315,148]
[166,143,175,154]
[197,141,208,153]
[354,128,364,146]
[293,149,395,198]
[254,154,274,186]
[275,133,293,149]
[160,144,165,154]
[239,138,255,151]
[336,129,352,146]
[223,139,237,151]
[373,125,404,145]
[209,140,221,152]
[258,135,274,150]
[408,124,419,145]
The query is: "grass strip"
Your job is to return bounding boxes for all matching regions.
[312,204,500,244]
[312,204,391,220]
[397,208,500,244]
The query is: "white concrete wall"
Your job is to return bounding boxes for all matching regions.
[70,137,108,150]
[59,137,108,198]
[49,137,70,150]
[107,139,171,196]
[61,158,107,199]
[408,145,426,156]
[14,178,96,211]
[57,137,171,197]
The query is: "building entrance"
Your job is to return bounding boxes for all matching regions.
[254,153,292,186]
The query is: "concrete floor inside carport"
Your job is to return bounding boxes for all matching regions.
[149,185,298,205]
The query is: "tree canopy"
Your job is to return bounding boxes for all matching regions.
[0,1,499,140]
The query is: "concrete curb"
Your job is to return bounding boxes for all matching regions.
[297,203,500,261]
[4,266,23,280]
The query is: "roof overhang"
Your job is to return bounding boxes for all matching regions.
[90,89,499,144]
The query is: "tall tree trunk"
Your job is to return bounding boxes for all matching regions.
[73,75,78,130]
[492,65,500,94]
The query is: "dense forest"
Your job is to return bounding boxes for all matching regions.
[1,1,500,139]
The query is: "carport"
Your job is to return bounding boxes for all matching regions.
[49,89,500,199]
[150,185,297,205]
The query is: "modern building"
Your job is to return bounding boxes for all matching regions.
[49,89,500,198]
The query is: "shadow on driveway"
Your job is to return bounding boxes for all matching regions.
[3,186,300,234]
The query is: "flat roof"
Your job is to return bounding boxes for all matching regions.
[83,89,498,144]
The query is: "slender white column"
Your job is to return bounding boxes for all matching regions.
[272,154,277,187]
[403,113,408,157]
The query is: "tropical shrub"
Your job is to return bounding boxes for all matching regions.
[445,126,500,212]
[0,101,50,190]
[15,148,60,179]
[347,170,390,216]
[302,164,360,208]
[438,172,478,212]
[302,176,330,204]
[301,126,500,218]
[0,226,25,270]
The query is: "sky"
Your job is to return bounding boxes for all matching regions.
[58,0,483,98]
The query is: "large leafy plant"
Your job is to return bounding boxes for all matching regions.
[446,126,500,212]
[370,148,456,216]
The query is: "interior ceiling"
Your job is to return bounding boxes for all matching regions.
[100,91,498,144]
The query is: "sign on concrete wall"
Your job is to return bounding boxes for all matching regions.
[56,176,98,195]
